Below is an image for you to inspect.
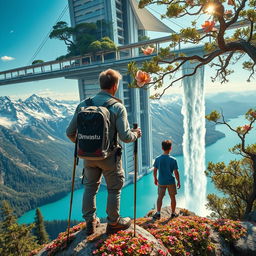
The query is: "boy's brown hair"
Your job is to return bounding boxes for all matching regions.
[162,140,172,151]
[99,69,122,89]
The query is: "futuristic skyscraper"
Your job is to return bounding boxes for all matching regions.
[68,0,172,182]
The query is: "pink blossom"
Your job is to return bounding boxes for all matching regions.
[242,124,252,132]
[202,21,217,33]
[141,46,154,55]
[135,70,151,87]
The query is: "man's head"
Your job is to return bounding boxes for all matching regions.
[162,140,172,152]
[99,69,122,95]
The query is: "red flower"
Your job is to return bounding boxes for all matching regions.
[135,70,151,87]
[141,46,154,55]
[242,124,252,132]
[202,21,217,33]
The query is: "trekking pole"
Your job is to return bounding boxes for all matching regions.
[133,123,138,237]
[67,140,78,244]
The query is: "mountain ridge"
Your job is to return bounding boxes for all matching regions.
[0,92,255,216]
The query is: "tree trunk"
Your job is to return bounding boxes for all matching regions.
[240,41,256,63]
[244,156,256,219]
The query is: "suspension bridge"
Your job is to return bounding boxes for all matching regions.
[0,20,248,86]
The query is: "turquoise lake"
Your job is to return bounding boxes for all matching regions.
[18,115,256,224]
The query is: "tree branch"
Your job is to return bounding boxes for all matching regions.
[157,61,205,98]
[227,0,248,28]
[248,20,254,42]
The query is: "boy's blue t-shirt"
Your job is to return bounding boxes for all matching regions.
[153,154,178,185]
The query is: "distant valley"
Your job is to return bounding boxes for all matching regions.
[0,91,255,216]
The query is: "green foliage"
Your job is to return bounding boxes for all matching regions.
[32,60,44,65]
[138,35,150,41]
[34,208,49,245]
[166,3,184,18]
[180,28,200,42]
[0,122,80,216]
[0,201,38,256]
[206,158,254,219]
[49,20,116,59]
[88,40,102,53]
[129,0,256,94]
[205,108,256,219]
[204,42,217,52]
[49,21,74,46]
[205,110,221,122]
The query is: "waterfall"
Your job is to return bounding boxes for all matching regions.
[181,62,207,215]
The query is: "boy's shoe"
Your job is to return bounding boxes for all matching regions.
[106,217,131,234]
[152,212,161,220]
[171,213,178,218]
[85,217,100,235]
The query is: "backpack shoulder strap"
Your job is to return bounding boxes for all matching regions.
[102,98,119,150]
[102,98,118,109]
[85,98,93,106]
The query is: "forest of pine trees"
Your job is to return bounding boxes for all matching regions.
[0,200,80,255]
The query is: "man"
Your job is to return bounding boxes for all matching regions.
[66,69,142,235]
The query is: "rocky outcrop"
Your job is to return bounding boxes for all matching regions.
[34,207,256,256]
[35,223,168,256]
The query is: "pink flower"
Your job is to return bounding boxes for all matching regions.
[141,46,154,55]
[135,70,151,87]
[202,21,217,33]
[242,124,252,132]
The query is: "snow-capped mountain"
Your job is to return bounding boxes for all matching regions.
[0,94,77,141]
[0,95,79,216]
[0,92,254,216]
[0,94,76,130]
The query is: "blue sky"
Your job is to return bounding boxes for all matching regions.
[0,0,255,100]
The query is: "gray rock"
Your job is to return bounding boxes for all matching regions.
[234,222,256,256]
[245,211,256,222]
[37,223,169,256]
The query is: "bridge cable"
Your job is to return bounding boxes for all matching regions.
[147,6,184,30]
[27,4,68,65]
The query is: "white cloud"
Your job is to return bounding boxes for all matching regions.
[1,56,15,61]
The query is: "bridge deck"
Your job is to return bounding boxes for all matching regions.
[0,20,249,86]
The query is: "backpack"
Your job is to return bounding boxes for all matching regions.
[76,98,117,160]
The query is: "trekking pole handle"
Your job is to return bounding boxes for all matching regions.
[133,123,138,154]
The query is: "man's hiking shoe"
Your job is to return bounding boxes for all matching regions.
[152,212,161,220]
[106,217,131,234]
[171,213,178,218]
[85,217,100,235]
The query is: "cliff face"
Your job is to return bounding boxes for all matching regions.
[33,207,256,256]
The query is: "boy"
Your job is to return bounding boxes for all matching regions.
[153,140,180,220]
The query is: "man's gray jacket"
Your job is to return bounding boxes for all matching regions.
[66,91,137,145]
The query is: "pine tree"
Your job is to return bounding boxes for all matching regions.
[0,200,38,256]
[34,208,49,244]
